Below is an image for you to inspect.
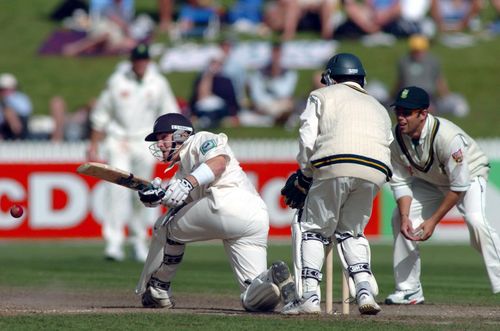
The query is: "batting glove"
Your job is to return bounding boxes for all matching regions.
[138,177,166,208]
[163,178,194,207]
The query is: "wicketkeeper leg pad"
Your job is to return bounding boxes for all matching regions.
[335,232,379,298]
[292,213,330,299]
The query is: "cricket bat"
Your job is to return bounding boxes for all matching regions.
[77,162,151,191]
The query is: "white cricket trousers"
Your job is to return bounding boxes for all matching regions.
[101,136,157,254]
[298,177,380,295]
[302,177,379,237]
[391,176,500,293]
[167,187,269,292]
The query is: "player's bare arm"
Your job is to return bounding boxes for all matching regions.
[87,129,105,161]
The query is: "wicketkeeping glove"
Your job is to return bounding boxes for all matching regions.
[138,177,166,208]
[163,178,194,207]
[280,170,312,209]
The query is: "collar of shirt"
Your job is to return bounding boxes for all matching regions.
[342,81,363,89]
[413,113,434,145]
[125,71,142,83]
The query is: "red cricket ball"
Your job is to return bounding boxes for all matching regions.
[10,204,24,218]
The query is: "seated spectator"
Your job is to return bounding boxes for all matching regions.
[264,0,339,40]
[335,0,424,42]
[488,0,500,34]
[170,0,221,41]
[394,34,469,117]
[189,54,240,129]
[62,0,138,56]
[227,0,262,25]
[219,38,248,110]
[157,0,174,32]
[50,96,94,142]
[246,42,298,126]
[49,0,88,22]
[0,73,32,140]
[430,0,482,34]
[225,0,271,36]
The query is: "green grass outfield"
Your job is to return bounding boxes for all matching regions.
[1,1,500,138]
[0,241,498,330]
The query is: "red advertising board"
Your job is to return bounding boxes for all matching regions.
[0,163,381,239]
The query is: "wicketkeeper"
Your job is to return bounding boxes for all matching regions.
[281,53,393,315]
[135,113,295,312]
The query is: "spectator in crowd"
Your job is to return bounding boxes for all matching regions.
[430,0,482,33]
[88,43,180,262]
[335,0,425,42]
[247,42,298,126]
[225,0,270,36]
[0,73,32,140]
[62,0,138,56]
[170,0,220,41]
[219,38,248,109]
[264,0,339,40]
[49,96,94,142]
[49,0,88,22]
[394,34,448,105]
[157,0,174,32]
[394,34,469,117]
[489,0,500,34]
[189,54,240,129]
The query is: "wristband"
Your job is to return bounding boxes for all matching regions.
[190,163,215,186]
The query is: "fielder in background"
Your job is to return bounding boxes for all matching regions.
[135,113,295,312]
[386,86,500,304]
[88,43,180,262]
[281,53,393,315]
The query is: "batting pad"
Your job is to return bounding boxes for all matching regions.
[242,278,280,312]
[136,214,170,295]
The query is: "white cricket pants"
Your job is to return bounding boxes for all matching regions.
[167,187,269,292]
[302,177,379,237]
[299,177,380,294]
[101,136,157,253]
[391,176,500,293]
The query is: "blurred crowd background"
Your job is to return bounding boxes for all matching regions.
[1,0,500,142]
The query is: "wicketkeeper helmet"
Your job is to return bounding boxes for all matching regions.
[321,53,366,86]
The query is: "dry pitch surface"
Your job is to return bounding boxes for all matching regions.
[1,286,499,327]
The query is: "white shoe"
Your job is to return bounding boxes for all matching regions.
[133,242,149,263]
[281,294,321,315]
[357,289,381,315]
[142,278,174,308]
[270,260,297,305]
[356,281,381,315]
[385,287,425,305]
[104,245,125,262]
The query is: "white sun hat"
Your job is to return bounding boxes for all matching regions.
[0,73,18,89]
